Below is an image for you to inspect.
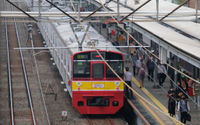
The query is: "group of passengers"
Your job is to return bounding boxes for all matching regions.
[130,49,198,124]
[130,50,167,88]
[168,74,200,124]
[168,88,191,124]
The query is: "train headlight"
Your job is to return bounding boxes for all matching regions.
[77,82,81,87]
[112,101,119,106]
[115,82,120,86]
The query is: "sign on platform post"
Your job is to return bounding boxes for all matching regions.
[62,111,67,120]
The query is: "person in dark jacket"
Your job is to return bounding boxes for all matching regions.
[168,62,175,88]
[131,51,138,76]
[177,96,190,124]
[168,88,176,117]
[146,56,155,81]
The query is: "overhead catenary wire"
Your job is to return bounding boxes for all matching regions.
[69,0,184,124]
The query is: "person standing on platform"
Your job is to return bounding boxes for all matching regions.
[187,75,194,97]
[146,56,155,82]
[131,51,138,76]
[157,63,167,86]
[111,29,115,40]
[139,63,145,88]
[168,62,175,88]
[161,64,167,84]
[124,67,133,98]
[136,57,142,75]
[107,26,111,40]
[157,62,163,86]
[181,76,189,98]
[168,88,176,117]
[177,95,190,124]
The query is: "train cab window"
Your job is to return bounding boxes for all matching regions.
[73,62,90,78]
[92,63,104,79]
[106,61,123,78]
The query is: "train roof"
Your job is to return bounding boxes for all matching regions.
[46,7,121,55]
[54,21,120,54]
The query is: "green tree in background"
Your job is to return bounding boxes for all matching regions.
[175,0,185,4]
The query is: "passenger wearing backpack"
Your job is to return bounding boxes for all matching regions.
[177,95,190,124]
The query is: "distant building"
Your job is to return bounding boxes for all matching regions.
[169,0,199,9]
[188,0,200,9]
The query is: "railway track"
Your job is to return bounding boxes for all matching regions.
[0,1,10,124]
[4,0,36,124]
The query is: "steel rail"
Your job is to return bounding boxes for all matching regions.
[3,0,15,124]
[13,9,37,125]
[28,24,51,125]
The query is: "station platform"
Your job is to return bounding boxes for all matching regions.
[91,19,200,125]
[129,67,200,125]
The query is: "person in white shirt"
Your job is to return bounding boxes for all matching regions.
[124,67,133,98]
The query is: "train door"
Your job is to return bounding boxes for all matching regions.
[91,61,105,80]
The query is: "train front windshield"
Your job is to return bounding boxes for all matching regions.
[73,51,124,79]
[73,62,90,78]
[106,61,123,78]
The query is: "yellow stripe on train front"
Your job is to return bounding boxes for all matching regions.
[72,81,124,91]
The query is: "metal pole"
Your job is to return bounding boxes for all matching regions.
[124,0,127,5]
[39,0,41,18]
[116,0,119,44]
[156,0,159,21]
[78,0,80,20]
[117,0,119,21]
[195,0,199,23]
[32,0,33,9]
[127,23,129,55]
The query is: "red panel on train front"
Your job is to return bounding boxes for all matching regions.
[72,91,124,114]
